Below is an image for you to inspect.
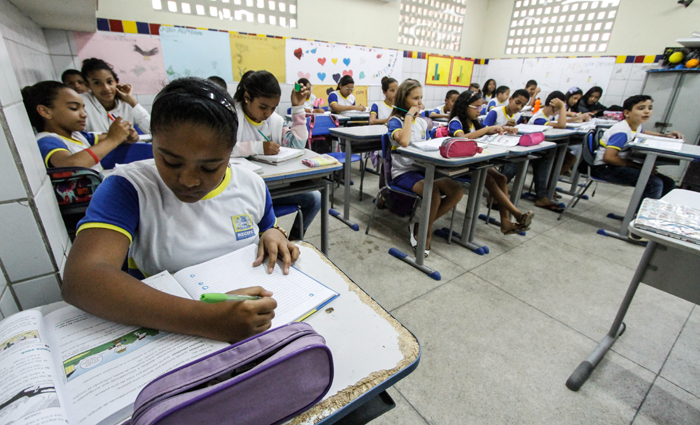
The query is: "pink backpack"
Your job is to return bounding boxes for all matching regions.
[434,126,449,138]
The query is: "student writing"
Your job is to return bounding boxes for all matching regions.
[80,58,151,134]
[388,80,463,256]
[369,77,398,125]
[297,78,323,113]
[22,81,137,171]
[328,75,365,113]
[63,77,296,343]
[483,88,529,127]
[448,91,533,235]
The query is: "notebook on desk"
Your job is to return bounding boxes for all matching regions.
[230,157,264,174]
[630,134,685,152]
[634,198,700,245]
[251,147,305,165]
[516,124,551,134]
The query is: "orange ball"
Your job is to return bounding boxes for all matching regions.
[686,58,699,68]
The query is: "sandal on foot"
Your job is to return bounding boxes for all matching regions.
[536,202,564,213]
[518,211,535,229]
[501,223,521,236]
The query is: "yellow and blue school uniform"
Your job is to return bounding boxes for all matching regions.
[370,101,393,120]
[530,109,557,126]
[447,118,474,137]
[487,98,507,112]
[593,120,640,167]
[303,94,317,111]
[37,131,102,171]
[232,102,307,157]
[429,104,448,116]
[483,106,522,127]
[387,115,429,191]
[328,90,355,107]
[76,159,276,278]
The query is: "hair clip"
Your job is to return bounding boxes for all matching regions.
[154,85,237,118]
[568,86,580,94]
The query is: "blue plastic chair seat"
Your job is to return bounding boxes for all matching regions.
[387,184,418,197]
[328,152,361,164]
[273,204,299,217]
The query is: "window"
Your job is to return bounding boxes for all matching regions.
[505,0,621,55]
[153,0,298,28]
[398,0,467,51]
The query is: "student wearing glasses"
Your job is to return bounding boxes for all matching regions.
[328,75,365,113]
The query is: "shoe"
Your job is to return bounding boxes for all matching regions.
[409,223,418,249]
[629,232,649,243]
[518,211,534,229]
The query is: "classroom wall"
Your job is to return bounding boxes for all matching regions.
[0,0,70,317]
[480,0,699,59]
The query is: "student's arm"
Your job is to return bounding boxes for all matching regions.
[42,118,130,168]
[116,84,151,134]
[369,104,388,125]
[448,120,464,137]
[62,177,278,343]
[483,110,498,127]
[328,93,360,112]
[390,108,421,147]
[601,133,636,167]
[280,108,308,149]
[549,99,567,129]
[429,108,449,119]
[463,125,506,139]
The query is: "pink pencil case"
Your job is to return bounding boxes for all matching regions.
[519,132,545,146]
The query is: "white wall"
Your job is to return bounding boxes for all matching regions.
[480,0,700,59]
[0,0,70,316]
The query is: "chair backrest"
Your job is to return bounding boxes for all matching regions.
[308,115,338,137]
[582,127,605,167]
[380,133,394,185]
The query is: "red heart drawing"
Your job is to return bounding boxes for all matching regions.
[377,54,383,59]
[318,58,326,66]
[342,70,353,76]
[294,48,303,60]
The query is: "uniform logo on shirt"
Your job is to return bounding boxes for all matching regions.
[232,214,255,240]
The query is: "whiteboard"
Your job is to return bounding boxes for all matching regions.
[285,39,402,86]
[159,27,234,83]
[484,59,525,91]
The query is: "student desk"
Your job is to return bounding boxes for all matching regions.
[539,128,579,200]
[566,189,700,391]
[256,149,343,254]
[36,243,420,425]
[331,113,370,127]
[393,146,509,279]
[599,142,700,242]
[327,126,388,230]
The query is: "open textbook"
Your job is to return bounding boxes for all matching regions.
[0,244,338,425]
[251,146,305,165]
[629,133,685,152]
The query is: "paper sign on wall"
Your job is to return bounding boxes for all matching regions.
[229,33,285,82]
[425,55,452,86]
[285,39,402,86]
[450,58,474,87]
[74,31,167,95]
[159,27,234,83]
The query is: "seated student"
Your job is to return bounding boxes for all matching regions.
[22,81,137,172]
[369,77,398,125]
[207,75,228,91]
[486,85,510,112]
[232,70,320,241]
[577,86,607,116]
[482,79,497,102]
[564,87,591,121]
[530,91,567,128]
[429,89,459,119]
[328,75,365,113]
[483,88,529,127]
[62,77,294,343]
[61,69,89,94]
[80,58,151,134]
[525,79,540,108]
[387,80,463,256]
[296,78,323,113]
[592,94,681,205]
[447,91,533,235]
[468,83,480,94]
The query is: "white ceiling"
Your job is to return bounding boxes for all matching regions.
[9,0,97,32]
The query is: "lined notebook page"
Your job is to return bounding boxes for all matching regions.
[173,244,338,327]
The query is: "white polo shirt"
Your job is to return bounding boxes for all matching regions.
[483,106,522,127]
[36,131,103,171]
[77,159,276,278]
[387,116,430,180]
[370,101,393,120]
[328,90,356,107]
[82,92,151,134]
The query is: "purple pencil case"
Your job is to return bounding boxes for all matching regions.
[126,322,333,425]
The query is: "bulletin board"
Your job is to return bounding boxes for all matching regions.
[159,26,234,83]
[73,31,167,95]
[450,58,474,87]
[313,85,368,108]
[285,39,402,86]
[229,33,285,82]
[425,54,452,86]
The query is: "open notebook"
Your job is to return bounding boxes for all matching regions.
[629,134,685,152]
[634,198,700,245]
[251,147,305,165]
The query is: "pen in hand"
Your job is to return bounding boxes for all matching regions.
[200,293,262,303]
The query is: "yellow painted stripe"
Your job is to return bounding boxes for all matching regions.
[412,51,418,58]
[45,148,69,167]
[122,21,138,34]
[77,223,133,244]
[201,167,231,200]
[643,55,655,63]
[197,27,207,30]
[616,56,626,63]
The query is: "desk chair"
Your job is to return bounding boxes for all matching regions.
[273,204,304,240]
[48,167,103,240]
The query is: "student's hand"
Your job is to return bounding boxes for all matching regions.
[263,141,280,155]
[211,286,277,342]
[668,131,684,139]
[580,113,591,122]
[126,127,139,144]
[255,229,301,274]
[487,125,505,135]
[115,84,138,107]
[505,118,517,127]
[106,117,130,143]
[407,106,422,118]
[550,98,565,110]
[503,126,518,135]
[355,104,366,111]
[291,84,310,107]
[535,87,541,96]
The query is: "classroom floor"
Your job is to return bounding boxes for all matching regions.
[277,162,700,425]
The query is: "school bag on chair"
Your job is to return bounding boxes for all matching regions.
[126,322,333,425]
[306,114,339,154]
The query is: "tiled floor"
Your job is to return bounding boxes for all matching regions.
[279,162,699,425]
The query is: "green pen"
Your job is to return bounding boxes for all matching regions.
[257,129,270,142]
[392,105,409,113]
[200,293,261,303]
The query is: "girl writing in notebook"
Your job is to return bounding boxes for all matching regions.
[387,80,463,256]
[22,81,137,171]
[80,58,151,134]
[232,70,320,240]
[328,75,365,113]
[63,77,296,343]
[448,90,534,235]
[369,77,398,125]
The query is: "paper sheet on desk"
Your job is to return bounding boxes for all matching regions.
[477,134,520,147]
[516,124,550,133]
[410,138,446,151]
[629,136,683,152]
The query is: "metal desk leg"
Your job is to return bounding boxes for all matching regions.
[511,159,529,208]
[599,153,657,242]
[330,136,359,231]
[468,168,489,243]
[446,168,489,255]
[547,143,569,200]
[388,163,441,280]
[566,241,657,391]
[321,179,329,255]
